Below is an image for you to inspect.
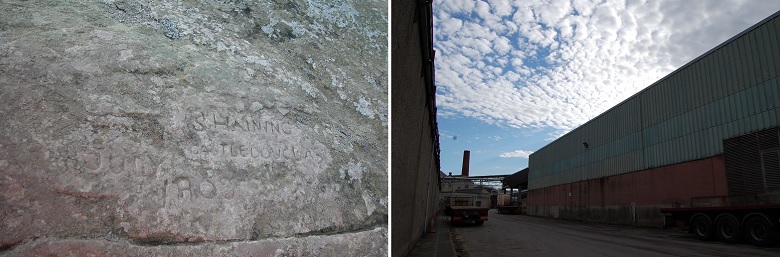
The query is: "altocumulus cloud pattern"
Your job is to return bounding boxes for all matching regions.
[434,0,780,136]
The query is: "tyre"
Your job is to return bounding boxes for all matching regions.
[691,215,715,240]
[716,214,742,243]
[475,220,484,225]
[745,216,778,247]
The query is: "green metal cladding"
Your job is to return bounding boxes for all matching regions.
[529,11,780,190]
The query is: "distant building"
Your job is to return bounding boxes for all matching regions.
[502,168,529,192]
[440,177,476,192]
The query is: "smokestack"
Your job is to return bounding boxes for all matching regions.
[461,150,470,177]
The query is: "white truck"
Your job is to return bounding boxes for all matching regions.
[444,193,489,225]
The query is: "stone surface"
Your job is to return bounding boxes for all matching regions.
[4,228,387,257]
[0,0,386,255]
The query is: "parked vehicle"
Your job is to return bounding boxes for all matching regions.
[660,127,780,247]
[661,194,780,246]
[445,193,489,225]
[496,193,522,214]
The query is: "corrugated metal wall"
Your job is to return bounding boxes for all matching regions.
[529,12,780,190]
[723,127,780,195]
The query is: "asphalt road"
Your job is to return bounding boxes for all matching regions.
[451,209,780,257]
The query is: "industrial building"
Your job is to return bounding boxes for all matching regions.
[440,173,497,210]
[527,11,780,227]
[440,174,477,192]
[503,168,529,193]
[391,0,440,256]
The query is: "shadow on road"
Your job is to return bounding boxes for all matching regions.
[449,221,470,257]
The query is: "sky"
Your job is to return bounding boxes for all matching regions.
[432,0,780,177]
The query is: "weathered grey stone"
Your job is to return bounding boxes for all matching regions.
[0,0,386,255]
[3,228,387,257]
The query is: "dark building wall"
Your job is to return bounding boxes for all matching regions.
[391,0,440,256]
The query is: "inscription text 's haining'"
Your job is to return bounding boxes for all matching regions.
[187,111,293,134]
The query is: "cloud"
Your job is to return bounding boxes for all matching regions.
[439,130,458,140]
[487,0,513,17]
[434,0,780,138]
[500,150,534,158]
[437,14,464,35]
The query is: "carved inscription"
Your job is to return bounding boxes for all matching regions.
[51,146,164,177]
[46,105,327,207]
[76,151,103,171]
[220,178,235,198]
[199,180,215,198]
[187,110,293,134]
[173,177,192,199]
[165,176,234,202]
[50,143,271,203]
[191,143,320,161]
[185,108,323,161]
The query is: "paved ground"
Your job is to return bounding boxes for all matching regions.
[407,213,458,257]
[452,209,780,257]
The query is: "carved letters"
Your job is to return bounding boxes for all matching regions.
[173,177,192,199]
[185,108,322,161]
[191,143,319,161]
[48,106,321,204]
[199,180,215,198]
[166,176,234,201]
[187,110,293,134]
[51,147,164,176]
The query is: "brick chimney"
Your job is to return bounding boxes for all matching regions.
[461,150,470,177]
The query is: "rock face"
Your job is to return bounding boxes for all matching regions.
[0,0,387,255]
[3,227,387,257]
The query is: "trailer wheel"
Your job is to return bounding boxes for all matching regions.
[692,215,715,240]
[745,216,777,247]
[716,214,742,243]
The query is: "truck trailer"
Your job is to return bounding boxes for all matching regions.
[496,193,522,214]
[661,127,780,247]
[660,195,780,246]
[444,193,489,225]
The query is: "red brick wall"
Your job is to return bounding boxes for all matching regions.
[528,156,728,226]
